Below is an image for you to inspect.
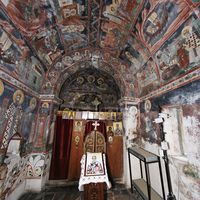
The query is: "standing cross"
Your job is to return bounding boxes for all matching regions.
[92,121,100,131]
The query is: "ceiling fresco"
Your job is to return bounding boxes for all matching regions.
[0,0,199,102]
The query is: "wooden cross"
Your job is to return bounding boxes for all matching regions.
[92,121,100,131]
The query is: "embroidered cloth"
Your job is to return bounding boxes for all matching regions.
[78,152,111,191]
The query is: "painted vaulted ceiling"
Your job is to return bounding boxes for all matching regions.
[0,0,199,109]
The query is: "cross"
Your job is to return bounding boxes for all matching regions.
[92,97,101,111]
[92,121,100,131]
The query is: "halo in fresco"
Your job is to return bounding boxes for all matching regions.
[13,89,24,105]
[29,97,37,109]
[181,26,192,38]
[0,79,4,96]
[144,99,151,113]
[42,102,49,108]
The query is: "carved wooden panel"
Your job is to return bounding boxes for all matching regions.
[84,131,106,153]
[107,136,123,178]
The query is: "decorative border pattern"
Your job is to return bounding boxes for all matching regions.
[140,67,200,101]
[0,70,39,97]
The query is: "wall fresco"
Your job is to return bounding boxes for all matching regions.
[134,0,190,49]
[142,1,187,46]
[136,58,159,96]
[33,101,52,151]
[1,152,46,198]
[140,111,161,144]
[140,79,200,200]
[0,8,44,92]
[31,27,63,66]
[26,154,45,177]
[154,13,200,83]
[0,80,38,155]
[2,155,27,198]
[120,35,150,74]
[118,0,142,20]
[140,78,200,141]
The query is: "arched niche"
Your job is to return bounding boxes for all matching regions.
[59,67,122,111]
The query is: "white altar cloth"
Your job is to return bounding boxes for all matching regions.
[78,152,111,191]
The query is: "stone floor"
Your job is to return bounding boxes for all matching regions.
[18,183,143,200]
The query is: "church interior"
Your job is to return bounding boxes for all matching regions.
[0,0,199,200]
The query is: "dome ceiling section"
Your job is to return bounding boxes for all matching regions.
[59,67,121,111]
[0,7,45,92]
[3,0,65,68]
[1,0,145,96]
[2,0,145,69]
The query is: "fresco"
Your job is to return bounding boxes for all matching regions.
[134,0,190,49]
[4,0,64,66]
[33,101,51,151]
[0,8,26,71]
[0,28,20,72]
[118,0,142,20]
[6,0,52,37]
[59,67,121,110]
[100,20,124,49]
[140,111,161,144]
[120,35,150,74]
[0,8,44,92]
[142,1,186,46]
[136,58,159,96]
[141,80,200,200]
[154,13,200,83]
[61,28,87,51]
[31,27,63,65]
[0,80,38,155]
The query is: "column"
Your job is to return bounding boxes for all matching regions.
[118,97,140,187]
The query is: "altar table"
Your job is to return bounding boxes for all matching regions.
[78,153,111,200]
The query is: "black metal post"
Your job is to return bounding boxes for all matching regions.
[140,160,143,178]
[145,162,151,200]
[128,149,133,193]
[158,157,166,200]
[159,106,176,200]
[163,147,176,200]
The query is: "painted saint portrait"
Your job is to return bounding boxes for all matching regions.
[106,126,114,137]
[113,122,123,136]
[74,121,83,132]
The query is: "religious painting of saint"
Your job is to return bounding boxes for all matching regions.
[62,111,68,119]
[74,121,83,132]
[68,111,75,119]
[99,112,105,120]
[106,126,114,137]
[85,153,105,176]
[145,100,151,113]
[105,112,110,120]
[0,89,24,150]
[21,97,37,141]
[111,112,116,121]
[113,122,123,136]
[116,112,123,121]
